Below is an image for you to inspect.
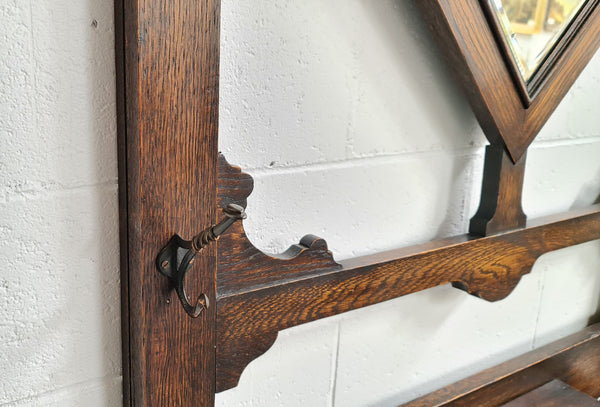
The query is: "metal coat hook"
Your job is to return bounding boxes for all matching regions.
[156,204,247,317]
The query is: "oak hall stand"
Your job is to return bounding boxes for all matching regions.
[115,0,600,405]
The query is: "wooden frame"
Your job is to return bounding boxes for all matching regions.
[115,0,220,404]
[483,0,598,105]
[420,0,600,161]
[405,322,600,406]
[115,0,600,405]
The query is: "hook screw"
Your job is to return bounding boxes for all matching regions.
[156,204,246,318]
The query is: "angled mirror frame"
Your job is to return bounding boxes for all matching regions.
[418,0,600,162]
[484,0,592,105]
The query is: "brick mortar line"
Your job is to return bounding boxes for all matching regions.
[0,376,122,407]
[1,181,118,205]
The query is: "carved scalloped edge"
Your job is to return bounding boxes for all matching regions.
[214,152,534,392]
[215,203,600,392]
[452,254,537,302]
[216,154,341,391]
[214,157,600,394]
[452,275,527,302]
[216,327,279,393]
[217,153,254,209]
[216,265,536,393]
[216,154,342,296]
[215,260,535,392]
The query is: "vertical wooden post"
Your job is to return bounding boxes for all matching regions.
[116,0,221,405]
[470,145,527,236]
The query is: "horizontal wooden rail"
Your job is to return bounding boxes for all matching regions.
[215,204,600,391]
[403,322,600,406]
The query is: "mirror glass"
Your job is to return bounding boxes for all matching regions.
[491,0,588,81]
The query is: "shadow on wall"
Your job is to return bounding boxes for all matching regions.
[573,166,599,338]
[573,168,600,208]
[348,0,485,151]
[589,293,600,325]
[0,0,122,404]
[224,0,490,259]
[573,167,600,325]
[62,0,122,402]
[19,0,121,404]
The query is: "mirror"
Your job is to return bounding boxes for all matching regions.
[490,0,588,81]
[418,0,600,160]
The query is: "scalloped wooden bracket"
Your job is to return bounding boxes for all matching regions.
[216,154,342,390]
[214,155,600,393]
[216,155,342,297]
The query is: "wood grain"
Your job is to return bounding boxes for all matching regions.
[418,0,600,162]
[113,0,130,404]
[404,323,600,406]
[500,380,600,407]
[215,201,600,391]
[217,154,254,209]
[470,145,527,236]
[525,0,600,99]
[479,0,532,107]
[117,0,221,405]
[216,155,342,296]
[116,0,600,403]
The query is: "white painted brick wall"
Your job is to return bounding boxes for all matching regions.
[1,0,598,406]
[1,0,121,405]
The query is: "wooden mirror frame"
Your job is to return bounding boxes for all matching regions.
[419,0,600,162]
[480,0,598,106]
[115,0,600,405]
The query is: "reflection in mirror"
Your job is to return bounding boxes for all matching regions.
[491,0,588,81]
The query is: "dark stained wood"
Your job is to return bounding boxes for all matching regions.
[217,154,254,209]
[417,0,600,162]
[470,145,527,236]
[218,229,342,296]
[479,0,532,107]
[116,0,600,404]
[525,0,600,145]
[500,380,600,407]
[527,0,600,100]
[403,323,600,406]
[113,0,131,404]
[118,0,221,405]
[216,155,342,296]
[481,0,600,106]
[215,197,600,391]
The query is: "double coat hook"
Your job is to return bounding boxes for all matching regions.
[156,204,247,317]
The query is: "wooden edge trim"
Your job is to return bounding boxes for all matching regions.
[216,155,342,295]
[419,0,600,162]
[479,0,531,107]
[525,0,600,145]
[215,205,600,391]
[402,322,600,406]
[526,0,600,97]
[498,380,599,407]
[113,0,131,404]
[118,0,221,405]
[418,0,523,159]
